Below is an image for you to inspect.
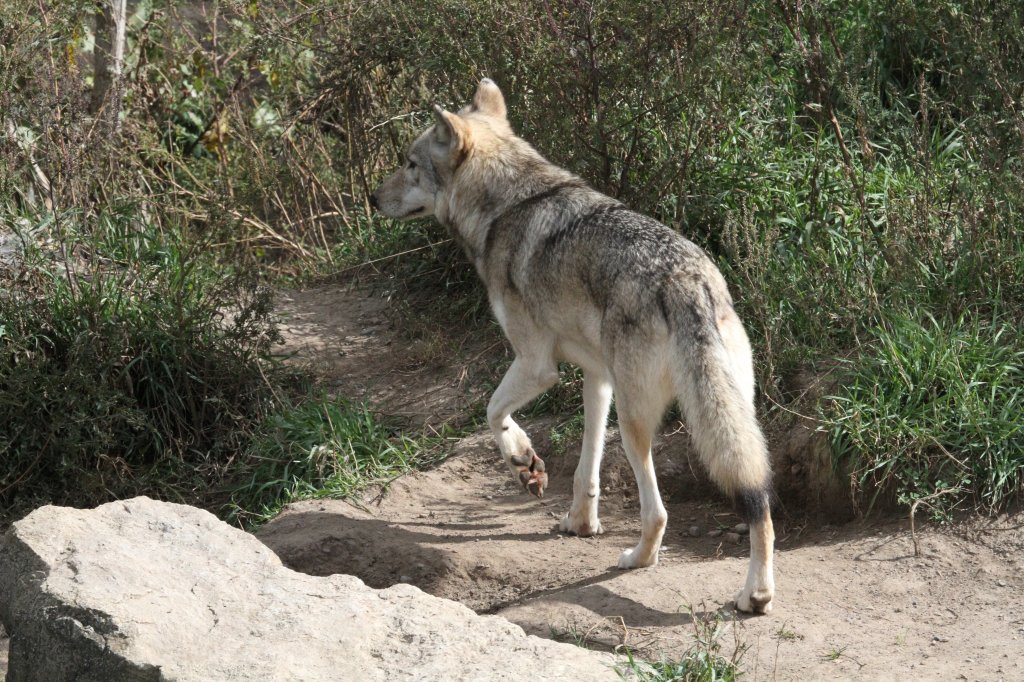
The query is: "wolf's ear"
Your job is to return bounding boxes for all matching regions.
[470,78,507,119]
[432,105,470,155]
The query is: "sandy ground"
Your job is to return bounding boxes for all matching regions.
[259,441,1024,681]
[259,283,1024,681]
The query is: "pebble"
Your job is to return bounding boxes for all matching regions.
[734,523,749,534]
[997,580,1007,587]
[708,529,723,538]
[687,526,701,537]
[724,532,742,544]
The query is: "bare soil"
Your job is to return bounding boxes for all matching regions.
[260,282,1024,681]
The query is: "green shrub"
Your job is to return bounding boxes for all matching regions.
[825,313,1024,517]
[0,213,283,521]
[226,398,445,528]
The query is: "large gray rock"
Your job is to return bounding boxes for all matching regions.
[0,497,619,681]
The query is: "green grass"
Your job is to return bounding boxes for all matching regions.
[616,608,747,682]
[825,313,1024,517]
[822,643,848,662]
[549,413,587,457]
[0,212,284,523]
[226,398,449,528]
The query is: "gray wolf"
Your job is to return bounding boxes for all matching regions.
[370,79,775,613]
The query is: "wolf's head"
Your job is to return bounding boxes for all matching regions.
[369,79,511,221]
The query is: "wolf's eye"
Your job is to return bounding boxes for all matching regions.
[407,160,417,170]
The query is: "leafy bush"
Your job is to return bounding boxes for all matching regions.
[826,314,1024,517]
[0,214,283,521]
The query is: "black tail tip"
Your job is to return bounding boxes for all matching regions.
[734,487,771,523]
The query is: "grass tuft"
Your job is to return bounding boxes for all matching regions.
[616,607,746,682]
[825,313,1024,517]
[226,398,447,528]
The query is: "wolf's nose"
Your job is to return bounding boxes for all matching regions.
[368,193,379,210]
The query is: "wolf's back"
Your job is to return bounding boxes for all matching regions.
[498,184,772,506]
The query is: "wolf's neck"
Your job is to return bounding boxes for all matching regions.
[439,145,580,264]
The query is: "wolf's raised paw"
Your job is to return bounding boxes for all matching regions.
[511,451,547,498]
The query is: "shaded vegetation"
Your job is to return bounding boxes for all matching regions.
[1,0,1022,523]
[227,397,451,529]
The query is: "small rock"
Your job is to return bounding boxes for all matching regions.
[734,523,749,534]
[932,635,948,643]
[708,529,723,538]
[997,580,1007,587]
[724,532,742,544]
[399,575,412,583]
[687,526,701,537]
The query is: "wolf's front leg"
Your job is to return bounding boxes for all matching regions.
[560,374,612,536]
[486,355,559,497]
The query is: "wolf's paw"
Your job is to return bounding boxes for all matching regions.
[734,587,774,615]
[617,545,658,569]
[509,450,547,498]
[559,511,604,537]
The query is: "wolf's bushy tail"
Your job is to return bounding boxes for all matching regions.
[673,330,772,522]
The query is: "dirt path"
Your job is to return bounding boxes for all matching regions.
[261,283,1024,680]
[260,446,1024,681]
[275,284,499,429]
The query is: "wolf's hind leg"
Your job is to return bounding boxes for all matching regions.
[614,407,668,569]
[560,373,612,537]
[487,354,559,497]
[735,489,775,614]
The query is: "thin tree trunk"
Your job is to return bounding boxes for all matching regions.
[91,0,128,129]
[110,0,127,129]
[90,2,111,114]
